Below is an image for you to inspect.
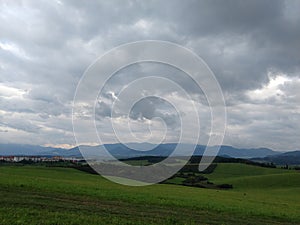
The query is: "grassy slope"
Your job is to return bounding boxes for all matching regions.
[0,165,299,224]
[206,163,300,188]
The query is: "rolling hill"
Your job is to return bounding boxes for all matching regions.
[0,163,299,224]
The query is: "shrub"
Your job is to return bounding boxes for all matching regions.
[217,184,233,189]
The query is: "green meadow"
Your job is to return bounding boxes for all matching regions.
[0,164,299,224]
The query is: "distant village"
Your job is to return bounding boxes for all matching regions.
[0,155,83,163]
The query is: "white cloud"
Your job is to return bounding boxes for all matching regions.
[0,83,26,98]
[247,72,291,101]
[0,42,31,60]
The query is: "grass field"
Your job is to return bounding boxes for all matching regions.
[0,164,300,224]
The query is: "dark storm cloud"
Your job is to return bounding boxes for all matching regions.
[129,97,180,128]
[95,95,180,128]
[160,0,300,92]
[0,0,299,149]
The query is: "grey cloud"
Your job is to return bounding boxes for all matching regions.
[0,117,41,133]
[0,0,299,149]
[129,97,180,128]
[95,95,180,128]
[96,101,112,118]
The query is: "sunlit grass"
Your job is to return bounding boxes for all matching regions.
[0,165,299,224]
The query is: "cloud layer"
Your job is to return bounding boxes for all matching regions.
[0,0,300,150]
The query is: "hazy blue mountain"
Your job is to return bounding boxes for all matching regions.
[217,145,280,158]
[252,151,300,165]
[0,143,281,159]
[0,143,66,156]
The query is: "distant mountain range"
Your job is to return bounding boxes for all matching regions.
[0,142,282,159]
[1,143,299,165]
[0,143,66,156]
[252,151,300,165]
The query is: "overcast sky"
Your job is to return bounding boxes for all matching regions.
[0,0,300,151]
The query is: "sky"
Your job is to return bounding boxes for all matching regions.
[0,0,300,151]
